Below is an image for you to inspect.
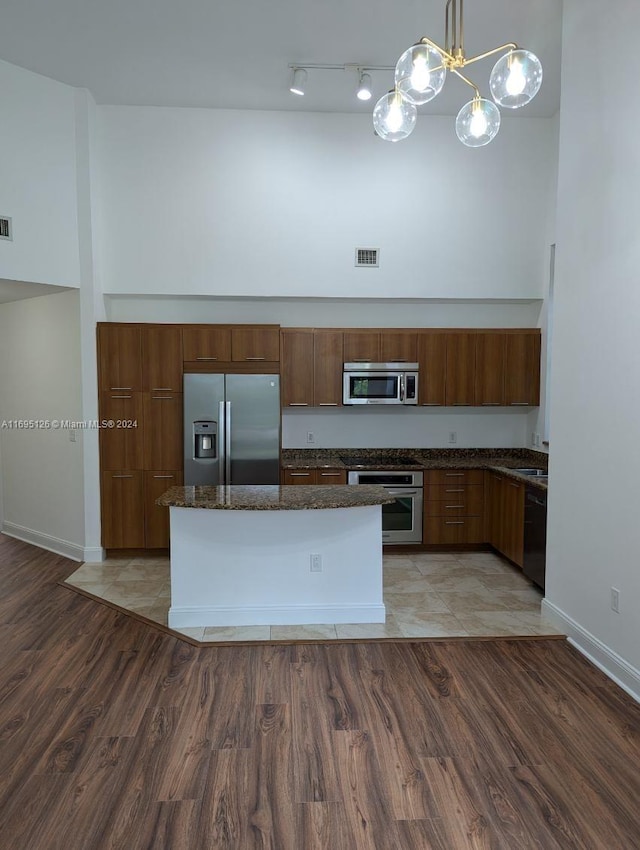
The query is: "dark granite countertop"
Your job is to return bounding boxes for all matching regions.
[157,484,396,511]
[281,448,548,490]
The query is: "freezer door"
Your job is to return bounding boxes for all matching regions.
[225,374,281,484]
[183,373,225,485]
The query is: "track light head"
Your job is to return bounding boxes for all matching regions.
[289,68,307,96]
[356,71,373,101]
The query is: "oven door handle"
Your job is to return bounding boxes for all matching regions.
[385,488,421,497]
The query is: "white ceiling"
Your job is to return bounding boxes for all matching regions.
[0,0,562,116]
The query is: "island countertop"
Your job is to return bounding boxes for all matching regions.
[157,484,395,511]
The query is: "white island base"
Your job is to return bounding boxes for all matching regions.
[167,504,386,629]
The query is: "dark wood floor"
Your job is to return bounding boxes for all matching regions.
[1,534,639,849]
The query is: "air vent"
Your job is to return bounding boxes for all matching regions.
[0,217,12,241]
[355,247,379,268]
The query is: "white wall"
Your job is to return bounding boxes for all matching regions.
[544,0,640,697]
[0,290,86,559]
[0,60,81,288]
[96,106,557,300]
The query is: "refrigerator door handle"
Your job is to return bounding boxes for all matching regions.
[225,401,232,484]
[218,401,226,483]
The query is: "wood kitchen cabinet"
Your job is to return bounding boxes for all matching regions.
[281,468,347,485]
[182,326,232,363]
[505,332,541,406]
[101,471,145,548]
[281,330,314,407]
[97,324,142,392]
[485,471,525,567]
[314,330,344,407]
[144,470,182,548]
[417,332,447,406]
[343,330,417,363]
[343,331,380,363]
[475,333,506,406]
[99,392,144,470]
[423,469,484,544]
[231,326,280,362]
[142,326,183,392]
[380,331,417,363]
[445,333,476,405]
[143,393,183,471]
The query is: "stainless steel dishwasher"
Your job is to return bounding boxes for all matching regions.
[523,486,547,590]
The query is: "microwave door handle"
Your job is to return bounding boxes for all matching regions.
[399,375,405,402]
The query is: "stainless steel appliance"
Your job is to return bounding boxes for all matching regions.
[523,485,547,590]
[347,468,423,544]
[343,363,418,405]
[184,373,280,485]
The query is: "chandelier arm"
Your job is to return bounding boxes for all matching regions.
[463,42,518,67]
[451,68,480,99]
[419,36,456,65]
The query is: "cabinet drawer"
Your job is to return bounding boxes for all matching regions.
[424,516,484,545]
[424,486,484,516]
[316,468,347,484]
[424,469,484,486]
[282,469,317,485]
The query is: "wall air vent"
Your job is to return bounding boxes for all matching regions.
[355,247,379,268]
[0,217,12,241]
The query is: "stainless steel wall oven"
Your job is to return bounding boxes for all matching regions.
[347,469,423,544]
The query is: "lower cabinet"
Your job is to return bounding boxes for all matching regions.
[281,468,347,485]
[144,471,183,548]
[101,471,145,549]
[485,472,525,567]
[423,469,485,544]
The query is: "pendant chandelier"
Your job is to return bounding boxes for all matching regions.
[373,0,543,147]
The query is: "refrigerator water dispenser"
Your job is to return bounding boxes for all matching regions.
[193,420,217,459]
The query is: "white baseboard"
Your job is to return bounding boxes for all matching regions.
[542,599,640,704]
[1,521,103,563]
[168,602,386,629]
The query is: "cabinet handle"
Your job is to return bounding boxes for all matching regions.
[320,473,341,477]
[509,482,521,488]
[196,357,218,360]
[452,403,470,406]
[481,403,500,406]
[290,472,311,477]
[422,403,442,406]
[445,473,464,477]
[245,357,265,361]
[351,359,371,362]
[510,402,529,406]
[445,505,465,509]
[110,387,132,390]
[445,521,465,525]
[152,395,174,399]
[153,475,175,479]
[152,387,174,391]
[112,474,133,479]
[445,488,464,493]
[111,395,132,399]
[288,403,309,407]
[319,403,338,406]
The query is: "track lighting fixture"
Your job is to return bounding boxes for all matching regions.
[356,72,373,101]
[289,67,307,96]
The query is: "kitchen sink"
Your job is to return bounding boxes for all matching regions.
[512,468,548,477]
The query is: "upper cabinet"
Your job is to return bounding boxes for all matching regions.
[417,332,446,406]
[231,326,280,362]
[343,331,417,363]
[281,330,314,407]
[505,332,541,406]
[313,330,344,407]
[445,333,476,406]
[182,326,232,363]
[97,324,142,392]
[475,333,506,406]
[142,326,183,392]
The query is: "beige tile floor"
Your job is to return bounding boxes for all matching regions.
[64,550,563,643]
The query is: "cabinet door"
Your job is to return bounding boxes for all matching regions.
[486,473,505,551]
[445,333,476,405]
[182,326,232,363]
[316,468,347,484]
[144,470,182,549]
[417,333,446,406]
[343,332,380,363]
[231,327,280,362]
[101,471,145,548]
[504,479,525,566]
[475,333,506,406]
[143,393,183,471]
[99,393,144,470]
[97,325,142,392]
[143,326,183,392]
[282,469,318,484]
[281,330,314,407]
[314,330,344,407]
[505,333,541,406]
[380,332,417,363]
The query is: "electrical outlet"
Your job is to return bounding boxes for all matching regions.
[534,433,541,448]
[310,553,322,572]
[306,431,315,444]
[532,432,537,446]
[448,431,457,444]
[611,587,620,613]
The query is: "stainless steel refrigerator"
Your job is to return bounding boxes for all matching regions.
[184,373,280,486]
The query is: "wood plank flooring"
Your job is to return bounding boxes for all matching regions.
[1,533,639,849]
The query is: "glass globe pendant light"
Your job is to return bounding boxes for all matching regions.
[455,97,500,147]
[373,89,417,142]
[395,43,446,105]
[490,49,543,108]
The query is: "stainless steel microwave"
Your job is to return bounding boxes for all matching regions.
[343,363,419,405]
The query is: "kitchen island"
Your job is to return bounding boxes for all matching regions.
[157,484,394,629]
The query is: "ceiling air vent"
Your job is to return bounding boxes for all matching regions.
[0,217,12,241]
[355,247,379,268]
